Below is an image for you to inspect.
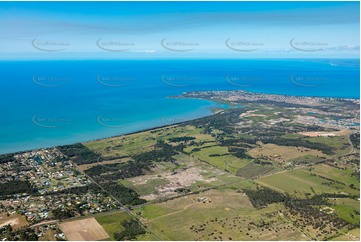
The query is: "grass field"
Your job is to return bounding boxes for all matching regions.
[95,211,132,240]
[311,164,360,189]
[306,135,351,156]
[85,125,206,158]
[94,210,159,241]
[331,198,360,225]
[257,168,359,197]
[191,145,249,174]
[134,189,306,241]
[247,143,327,162]
[236,162,276,179]
[331,228,360,241]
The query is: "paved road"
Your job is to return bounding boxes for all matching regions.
[30,219,59,228]
[55,148,163,241]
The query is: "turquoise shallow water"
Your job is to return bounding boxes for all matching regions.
[0,59,359,154]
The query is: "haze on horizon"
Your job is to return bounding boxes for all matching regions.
[0,1,359,59]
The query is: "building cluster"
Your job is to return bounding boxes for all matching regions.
[0,148,120,239]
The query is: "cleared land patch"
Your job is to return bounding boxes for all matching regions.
[59,217,109,241]
[0,213,28,230]
[247,143,327,162]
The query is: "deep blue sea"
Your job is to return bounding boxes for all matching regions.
[0,59,359,154]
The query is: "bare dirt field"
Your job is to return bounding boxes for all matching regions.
[137,166,217,200]
[0,213,28,230]
[59,217,109,241]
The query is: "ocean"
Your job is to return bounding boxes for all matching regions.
[0,59,359,154]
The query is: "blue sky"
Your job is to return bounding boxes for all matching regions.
[0,1,359,59]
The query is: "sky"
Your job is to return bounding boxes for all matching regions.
[0,1,359,59]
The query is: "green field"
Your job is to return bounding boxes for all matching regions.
[134,189,306,241]
[331,228,360,241]
[306,135,351,156]
[85,125,204,158]
[95,210,158,241]
[236,162,276,179]
[191,145,249,174]
[331,198,360,225]
[257,168,359,197]
[95,211,133,240]
[311,164,360,189]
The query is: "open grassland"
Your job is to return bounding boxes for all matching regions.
[257,168,359,197]
[134,189,306,241]
[191,145,249,174]
[77,156,131,171]
[95,211,132,240]
[305,135,352,156]
[94,210,158,241]
[247,143,327,162]
[331,198,360,225]
[85,125,205,158]
[331,228,360,241]
[85,131,156,158]
[311,164,360,189]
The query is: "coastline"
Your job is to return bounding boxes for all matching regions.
[1,90,359,156]
[0,101,222,156]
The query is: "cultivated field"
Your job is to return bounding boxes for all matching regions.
[236,162,276,179]
[59,217,109,241]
